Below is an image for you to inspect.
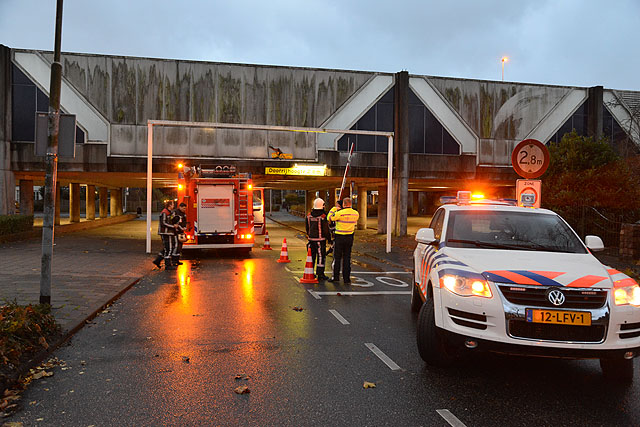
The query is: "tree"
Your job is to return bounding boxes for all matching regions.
[542,131,640,226]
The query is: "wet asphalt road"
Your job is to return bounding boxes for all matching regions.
[7,231,640,426]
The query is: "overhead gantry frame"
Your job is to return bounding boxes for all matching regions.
[146,120,395,254]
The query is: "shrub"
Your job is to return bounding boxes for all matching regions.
[0,215,34,236]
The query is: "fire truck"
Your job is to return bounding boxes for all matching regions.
[177,165,254,251]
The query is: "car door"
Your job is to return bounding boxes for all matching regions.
[416,208,445,287]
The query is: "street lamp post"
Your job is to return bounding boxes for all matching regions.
[501,56,508,82]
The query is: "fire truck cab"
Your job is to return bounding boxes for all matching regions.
[177,165,254,251]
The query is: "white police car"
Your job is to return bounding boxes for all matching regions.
[411,191,640,380]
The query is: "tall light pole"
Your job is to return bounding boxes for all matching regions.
[501,56,508,82]
[40,0,64,305]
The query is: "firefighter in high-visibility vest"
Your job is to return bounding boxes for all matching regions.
[328,197,359,284]
[305,198,330,281]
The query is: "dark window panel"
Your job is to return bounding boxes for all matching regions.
[375,135,389,152]
[425,108,442,154]
[357,134,376,152]
[337,135,349,151]
[357,107,376,131]
[379,88,394,104]
[574,103,586,116]
[12,84,36,141]
[11,64,33,85]
[409,104,425,153]
[377,103,394,132]
[76,126,85,144]
[442,129,460,154]
[37,87,48,112]
[572,114,585,135]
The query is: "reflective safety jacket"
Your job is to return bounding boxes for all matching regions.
[330,207,359,235]
[306,209,330,241]
[173,209,187,234]
[158,208,175,235]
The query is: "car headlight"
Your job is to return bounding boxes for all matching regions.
[614,285,640,307]
[441,275,492,298]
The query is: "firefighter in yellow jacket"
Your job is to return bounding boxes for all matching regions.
[328,197,359,284]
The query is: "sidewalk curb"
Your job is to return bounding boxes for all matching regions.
[267,214,411,271]
[12,275,143,384]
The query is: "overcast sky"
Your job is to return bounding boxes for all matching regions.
[1,0,639,90]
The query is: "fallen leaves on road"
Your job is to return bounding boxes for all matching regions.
[234,374,250,380]
[292,307,304,312]
[182,356,190,363]
[2,422,24,426]
[363,381,376,389]
[234,386,250,394]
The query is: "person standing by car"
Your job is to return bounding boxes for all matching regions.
[328,197,359,284]
[152,200,177,270]
[172,202,188,266]
[306,198,330,281]
[326,199,342,256]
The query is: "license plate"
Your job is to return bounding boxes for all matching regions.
[526,309,591,326]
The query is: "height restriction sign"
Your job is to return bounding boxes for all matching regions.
[511,139,550,179]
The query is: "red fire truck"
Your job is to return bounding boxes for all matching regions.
[177,165,254,251]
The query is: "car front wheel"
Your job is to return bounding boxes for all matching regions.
[417,294,453,366]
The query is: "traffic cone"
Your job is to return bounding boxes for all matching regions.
[262,231,273,250]
[277,238,291,263]
[299,247,319,284]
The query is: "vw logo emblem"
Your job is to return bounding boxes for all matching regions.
[548,289,565,306]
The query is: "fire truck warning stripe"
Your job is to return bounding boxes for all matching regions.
[565,275,608,288]
[485,270,542,286]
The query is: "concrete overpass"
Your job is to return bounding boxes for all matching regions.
[2,45,639,234]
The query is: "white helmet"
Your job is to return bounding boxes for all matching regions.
[313,198,325,209]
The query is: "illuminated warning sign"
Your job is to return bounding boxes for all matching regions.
[201,198,230,208]
[265,165,326,176]
[516,180,541,208]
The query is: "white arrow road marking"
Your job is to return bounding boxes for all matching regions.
[365,343,401,371]
[328,309,350,325]
[436,409,467,427]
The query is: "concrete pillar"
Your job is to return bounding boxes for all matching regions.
[54,184,60,226]
[377,185,387,234]
[419,192,428,215]
[587,86,603,140]
[0,45,15,216]
[411,191,419,216]
[357,187,367,230]
[110,189,117,217]
[305,190,315,214]
[99,187,108,219]
[393,71,409,236]
[115,188,123,216]
[19,180,34,216]
[69,183,80,223]
[86,185,96,220]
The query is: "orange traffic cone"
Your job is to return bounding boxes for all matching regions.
[300,247,319,284]
[277,238,291,263]
[262,231,273,250]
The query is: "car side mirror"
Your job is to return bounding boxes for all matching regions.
[416,228,436,244]
[585,235,604,252]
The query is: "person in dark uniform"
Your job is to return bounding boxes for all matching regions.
[153,200,177,270]
[326,199,342,256]
[305,198,330,281]
[172,202,187,266]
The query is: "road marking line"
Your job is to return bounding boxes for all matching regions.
[287,270,410,275]
[365,343,401,371]
[328,309,350,325]
[314,291,411,296]
[436,409,467,427]
[307,289,321,300]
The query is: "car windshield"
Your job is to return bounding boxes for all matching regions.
[445,210,587,254]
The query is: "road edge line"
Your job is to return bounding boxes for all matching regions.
[364,342,402,371]
[436,409,467,427]
[328,309,350,325]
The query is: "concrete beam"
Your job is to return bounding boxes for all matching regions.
[69,183,80,223]
[0,45,14,216]
[357,187,367,230]
[110,189,117,217]
[99,187,108,219]
[377,185,387,234]
[86,185,96,220]
[393,71,409,237]
[19,180,34,216]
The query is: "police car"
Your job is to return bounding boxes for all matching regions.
[411,191,640,380]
